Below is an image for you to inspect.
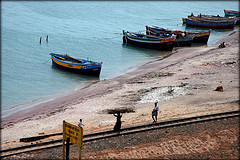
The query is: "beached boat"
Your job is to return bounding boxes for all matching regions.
[146,25,210,44]
[50,53,102,76]
[122,30,174,51]
[185,18,236,29]
[224,10,240,17]
[146,26,193,46]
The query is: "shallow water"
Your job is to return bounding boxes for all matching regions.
[1,1,238,116]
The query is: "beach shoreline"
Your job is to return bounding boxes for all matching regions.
[1,29,239,149]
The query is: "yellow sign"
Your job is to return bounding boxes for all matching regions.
[63,121,83,160]
[63,121,83,147]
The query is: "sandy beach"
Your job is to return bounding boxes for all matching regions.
[1,29,239,150]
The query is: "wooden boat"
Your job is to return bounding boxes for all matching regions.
[224,10,240,17]
[50,53,102,76]
[122,30,174,51]
[183,14,236,23]
[146,26,193,46]
[224,10,240,24]
[146,25,210,44]
[189,15,235,21]
[189,29,211,43]
[185,18,236,29]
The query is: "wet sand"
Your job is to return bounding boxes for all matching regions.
[1,29,239,149]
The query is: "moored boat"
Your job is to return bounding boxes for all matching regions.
[185,18,236,29]
[146,25,210,44]
[146,26,194,47]
[188,15,236,21]
[122,30,174,51]
[224,10,240,24]
[189,29,211,43]
[183,13,236,23]
[182,18,187,23]
[50,53,102,76]
[224,10,240,17]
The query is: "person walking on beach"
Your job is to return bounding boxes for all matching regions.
[113,111,122,134]
[152,101,159,123]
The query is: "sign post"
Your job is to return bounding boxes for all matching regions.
[66,137,70,160]
[63,121,66,160]
[63,120,83,160]
[79,127,83,159]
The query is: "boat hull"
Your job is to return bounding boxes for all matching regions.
[124,36,173,51]
[192,35,209,43]
[146,26,209,45]
[224,10,240,17]
[146,31,193,47]
[185,19,236,29]
[51,59,101,76]
[174,39,192,47]
[123,31,174,51]
[187,15,236,21]
[224,10,240,24]
[50,54,101,76]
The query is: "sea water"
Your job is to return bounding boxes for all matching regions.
[1,1,238,116]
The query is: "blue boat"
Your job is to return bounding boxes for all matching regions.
[224,10,240,17]
[185,18,236,29]
[50,53,102,76]
[224,10,240,24]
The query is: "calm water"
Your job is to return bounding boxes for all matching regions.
[1,1,238,116]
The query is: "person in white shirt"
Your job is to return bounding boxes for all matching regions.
[152,102,159,123]
[172,34,177,40]
[78,119,83,128]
